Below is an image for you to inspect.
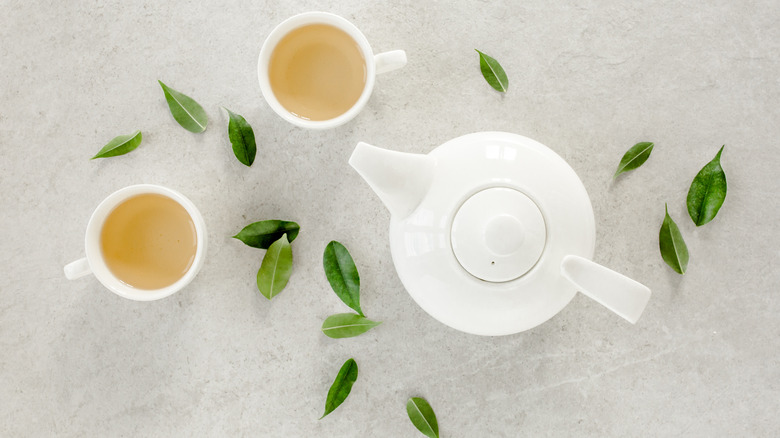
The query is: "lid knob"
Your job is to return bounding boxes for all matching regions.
[484,215,526,255]
[451,188,546,282]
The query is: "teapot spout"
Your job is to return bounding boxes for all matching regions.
[349,142,435,218]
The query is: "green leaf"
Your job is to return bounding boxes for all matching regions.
[659,204,689,274]
[233,220,300,249]
[224,107,256,167]
[406,397,440,438]
[323,241,363,316]
[613,142,654,178]
[321,313,381,339]
[687,145,727,226]
[91,130,142,159]
[475,49,508,92]
[320,358,358,419]
[257,234,293,300]
[158,80,208,133]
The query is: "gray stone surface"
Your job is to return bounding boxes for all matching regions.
[1,0,779,436]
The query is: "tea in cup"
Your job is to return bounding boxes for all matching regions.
[258,11,407,129]
[64,184,207,301]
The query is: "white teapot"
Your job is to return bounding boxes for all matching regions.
[349,132,651,336]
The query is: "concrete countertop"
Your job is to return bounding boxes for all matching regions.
[1,1,778,436]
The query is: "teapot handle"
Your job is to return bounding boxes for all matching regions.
[560,254,651,324]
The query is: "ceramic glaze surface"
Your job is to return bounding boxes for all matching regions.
[386,132,596,335]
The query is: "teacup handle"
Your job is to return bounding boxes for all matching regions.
[560,254,651,324]
[64,257,92,280]
[375,50,407,75]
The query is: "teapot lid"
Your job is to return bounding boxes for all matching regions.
[386,132,596,335]
[451,187,546,282]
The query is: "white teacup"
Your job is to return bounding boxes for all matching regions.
[257,11,407,129]
[64,184,208,301]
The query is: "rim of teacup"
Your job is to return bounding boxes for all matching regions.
[83,184,208,301]
[257,11,376,130]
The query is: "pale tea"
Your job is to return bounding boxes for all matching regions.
[269,24,366,121]
[100,194,197,290]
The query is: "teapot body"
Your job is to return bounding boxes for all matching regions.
[386,132,596,335]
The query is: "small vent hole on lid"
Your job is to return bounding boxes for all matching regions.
[491,261,495,265]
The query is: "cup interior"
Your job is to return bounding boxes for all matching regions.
[84,184,207,301]
[258,11,376,129]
